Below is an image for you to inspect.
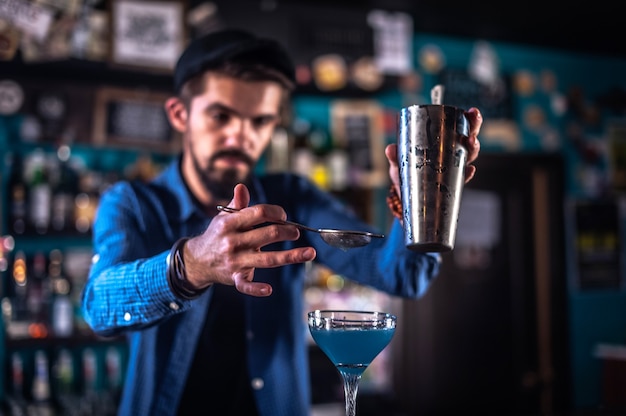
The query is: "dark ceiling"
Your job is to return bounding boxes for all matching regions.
[404,0,624,59]
[211,0,625,59]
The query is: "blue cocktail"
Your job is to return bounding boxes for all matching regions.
[308,310,397,416]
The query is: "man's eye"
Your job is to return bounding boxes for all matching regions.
[252,116,275,128]
[210,112,230,124]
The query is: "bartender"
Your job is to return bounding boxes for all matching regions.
[82,28,482,416]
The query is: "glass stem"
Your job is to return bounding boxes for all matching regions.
[341,373,361,416]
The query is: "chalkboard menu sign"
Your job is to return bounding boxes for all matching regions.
[92,87,176,153]
[438,69,513,120]
[344,114,373,171]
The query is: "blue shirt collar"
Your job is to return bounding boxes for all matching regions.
[155,156,268,222]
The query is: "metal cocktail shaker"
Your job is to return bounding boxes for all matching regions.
[397,104,469,252]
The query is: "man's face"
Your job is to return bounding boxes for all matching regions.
[179,73,284,203]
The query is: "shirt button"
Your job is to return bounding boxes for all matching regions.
[251,378,264,390]
[246,330,254,340]
[169,302,180,311]
[92,254,100,264]
[123,312,131,321]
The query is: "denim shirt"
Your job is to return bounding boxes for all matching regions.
[82,157,441,416]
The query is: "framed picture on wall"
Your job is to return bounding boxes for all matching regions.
[110,0,185,72]
[330,99,387,188]
[92,87,178,153]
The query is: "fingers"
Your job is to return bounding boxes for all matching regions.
[234,272,272,297]
[385,144,401,192]
[230,183,251,210]
[462,108,482,183]
[222,204,291,234]
[205,196,317,297]
[385,143,398,165]
[464,133,481,168]
[466,107,483,138]
[464,107,482,164]
[233,247,316,297]
[464,165,477,184]
[252,247,317,268]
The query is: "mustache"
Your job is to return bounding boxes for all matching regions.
[210,149,254,167]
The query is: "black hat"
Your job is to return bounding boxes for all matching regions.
[173,29,295,92]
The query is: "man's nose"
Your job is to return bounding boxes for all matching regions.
[223,117,250,146]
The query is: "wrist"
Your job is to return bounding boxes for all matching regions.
[167,237,208,300]
[386,185,403,222]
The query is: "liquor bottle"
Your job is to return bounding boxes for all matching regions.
[327,148,350,191]
[51,148,78,234]
[53,348,78,415]
[290,118,315,180]
[5,352,28,416]
[82,348,98,394]
[7,153,27,235]
[10,250,30,335]
[74,170,100,234]
[105,347,122,394]
[49,250,73,337]
[27,251,50,339]
[30,350,54,416]
[27,150,52,235]
[103,346,123,415]
[79,348,98,415]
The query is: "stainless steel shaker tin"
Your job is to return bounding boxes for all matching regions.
[397,104,469,252]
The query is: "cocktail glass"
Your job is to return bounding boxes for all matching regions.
[307,310,397,416]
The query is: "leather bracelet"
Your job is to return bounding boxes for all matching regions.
[166,237,207,300]
[386,185,403,221]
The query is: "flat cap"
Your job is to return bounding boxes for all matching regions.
[173,29,295,92]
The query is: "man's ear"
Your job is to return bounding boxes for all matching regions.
[164,97,188,133]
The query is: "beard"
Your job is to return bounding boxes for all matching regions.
[191,148,255,201]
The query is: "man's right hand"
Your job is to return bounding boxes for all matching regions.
[181,183,317,297]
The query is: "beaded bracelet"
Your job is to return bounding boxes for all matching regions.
[166,237,207,300]
[386,185,403,221]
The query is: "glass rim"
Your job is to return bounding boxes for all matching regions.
[307,309,397,321]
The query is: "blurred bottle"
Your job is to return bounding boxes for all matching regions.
[11,250,28,305]
[7,153,27,235]
[326,148,349,191]
[27,251,50,339]
[53,348,79,416]
[82,347,98,394]
[104,347,123,415]
[290,119,315,180]
[5,352,28,416]
[51,146,78,234]
[27,150,52,235]
[30,350,54,416]
[53,348,74,394]
[9,250,30,338]
[309,126,332,190]
[74,170,100,234]
[105,347,122,396]
[49,250,73,338]
[265,127,290,173]
[79,348,98,416]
